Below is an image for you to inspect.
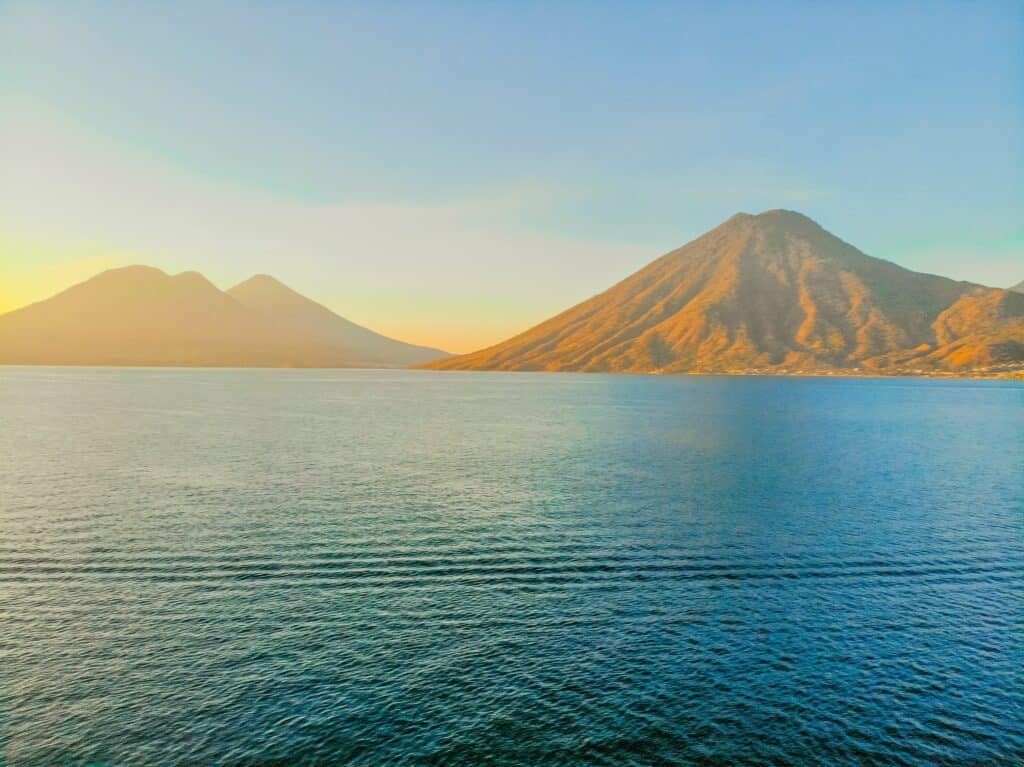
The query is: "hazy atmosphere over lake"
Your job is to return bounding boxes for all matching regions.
[2,2,1022,765]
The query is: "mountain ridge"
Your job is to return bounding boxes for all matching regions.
[3,215,1019,376]
[226,273,446,367]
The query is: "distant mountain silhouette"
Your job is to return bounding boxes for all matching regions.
[0,266,449,368]
[227,274,446,367]
[424,210,1024,375]
[1011,280,1024,294]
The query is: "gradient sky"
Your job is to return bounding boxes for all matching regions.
[1,1,1021,352]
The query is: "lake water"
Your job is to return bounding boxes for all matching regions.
[1,369,1022,766]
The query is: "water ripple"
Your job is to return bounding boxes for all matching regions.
[2,369,1023,766]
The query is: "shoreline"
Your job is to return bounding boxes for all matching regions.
[1,362,1021,381]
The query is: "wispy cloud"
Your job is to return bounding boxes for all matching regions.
[0,108,652,351]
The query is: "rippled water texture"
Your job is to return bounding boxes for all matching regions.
[2,369,1022,766]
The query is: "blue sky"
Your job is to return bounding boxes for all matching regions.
[1,1,1021,350]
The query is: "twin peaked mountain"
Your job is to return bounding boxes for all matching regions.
[2,210,1022,373]
[0,266,447,368]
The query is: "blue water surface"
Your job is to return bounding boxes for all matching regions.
[1,369,1022,766]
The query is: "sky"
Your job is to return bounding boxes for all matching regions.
[1,1,1021,353]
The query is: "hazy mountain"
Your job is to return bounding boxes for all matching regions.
[1011,280,1024,294]
[424,210,1024,375]
[0,266,449,368]
[226,275,446,367]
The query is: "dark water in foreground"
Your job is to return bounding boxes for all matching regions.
[1,369,1022,766]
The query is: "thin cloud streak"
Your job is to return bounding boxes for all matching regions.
[0,110,652,352]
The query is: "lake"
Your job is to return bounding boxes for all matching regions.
[1,369,1022,765]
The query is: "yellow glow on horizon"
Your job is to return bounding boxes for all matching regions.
[0,234,129,315]
[0,233,540,353]
[312,288,552,354]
